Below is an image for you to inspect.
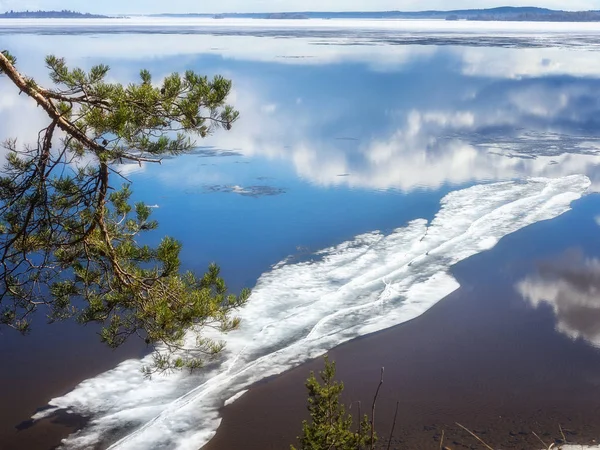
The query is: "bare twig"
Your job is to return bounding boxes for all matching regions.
[385,401,400,450]
[456,423,495,450]
[532,431,552,449]
[439,429,445,450]
[559,424,567,445]
[357,401,362,450]
[370,368,385,450]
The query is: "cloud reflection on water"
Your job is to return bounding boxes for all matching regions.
[6,32,600,77]
[205,78,600,192]
[3,32,600,194]
[3,24,600,450]
[518,250,600,349]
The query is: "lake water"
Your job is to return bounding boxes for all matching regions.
[3,19,600,450]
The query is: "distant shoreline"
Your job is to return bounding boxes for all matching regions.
[0,11,113,19]
[148,7,600,22]
[4,7,600,22]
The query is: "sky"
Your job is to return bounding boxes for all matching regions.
[0,0,599,14]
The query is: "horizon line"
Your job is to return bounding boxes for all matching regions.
[2,6,599,15]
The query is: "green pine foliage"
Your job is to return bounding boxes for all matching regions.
[292,358,375,450]
[0,50,249,371]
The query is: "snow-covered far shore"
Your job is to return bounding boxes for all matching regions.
[3,17,600,33]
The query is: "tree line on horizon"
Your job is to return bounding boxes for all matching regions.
[176,8,600,22]
[1,10,109,19]
[4,7,600,22]
[456,10,600,21]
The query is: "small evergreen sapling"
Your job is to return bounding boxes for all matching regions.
[292,358,375,450]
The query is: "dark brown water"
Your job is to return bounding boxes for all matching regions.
[5,200,600,450]
[204,196,600,450]
[0,322,145,450]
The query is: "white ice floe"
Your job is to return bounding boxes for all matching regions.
[543,444,600,450]
[224,390,248,407]
[35,175,590,450]
[559,446,600,449]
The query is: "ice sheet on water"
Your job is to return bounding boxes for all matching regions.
[3,19,600,49]
[35,175,590,450]
[223,390,248,407]
[3,17,600,32]
[559,446,600,449]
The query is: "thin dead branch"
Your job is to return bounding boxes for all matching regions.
[385,401,400,450]
[456,423,495,450]
[532,431,554,449]
[370,367,384,450]
[559,424,567,445]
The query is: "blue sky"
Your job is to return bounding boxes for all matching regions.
[0,0,598,14]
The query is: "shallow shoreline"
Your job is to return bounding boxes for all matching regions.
[204,196,600,450]
[0,328,145,450]
[6,196,600,450]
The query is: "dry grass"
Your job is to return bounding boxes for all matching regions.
[445,423,594,450]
